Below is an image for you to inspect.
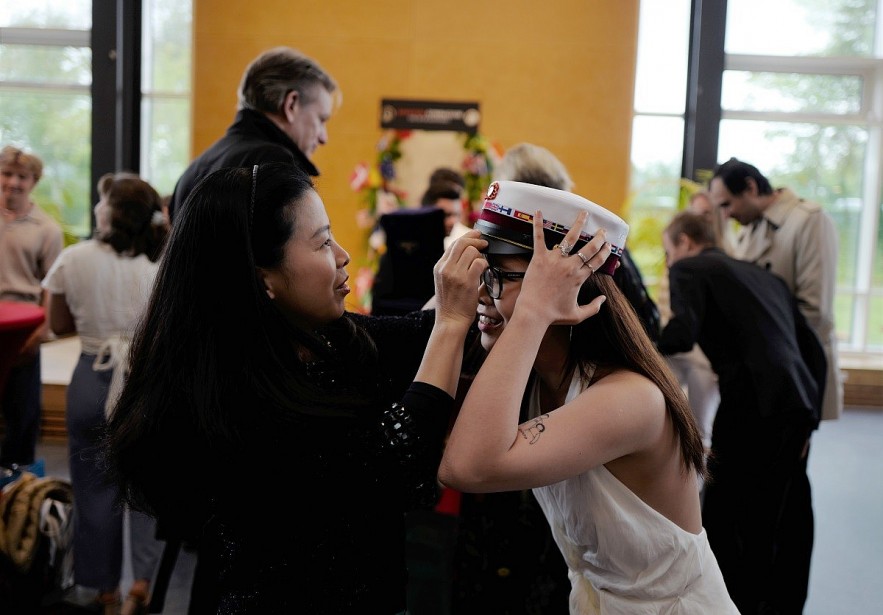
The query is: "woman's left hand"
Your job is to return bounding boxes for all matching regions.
[432,230,488,328]
[516,210,611,326]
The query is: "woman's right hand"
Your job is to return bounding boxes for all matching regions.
[432,230,488,329]
[516,210,610,327]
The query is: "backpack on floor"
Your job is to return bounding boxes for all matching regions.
[0,470,74,611]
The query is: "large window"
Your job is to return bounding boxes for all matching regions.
[0,2,92,238]
[0,0,191,238]
[140,0,191,196]
[630,0,883,356]
[628,0,691,295]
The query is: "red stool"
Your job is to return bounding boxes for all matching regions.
[0,301,45,397]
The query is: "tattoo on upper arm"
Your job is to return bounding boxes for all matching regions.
[519,414,549,445]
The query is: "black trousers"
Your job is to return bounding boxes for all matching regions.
[771,446,814,613]
[703,399,814,615]
[0,352,41,467]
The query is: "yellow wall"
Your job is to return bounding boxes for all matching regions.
[192,0,639,308]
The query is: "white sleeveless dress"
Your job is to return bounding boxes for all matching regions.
[528,371,740,614]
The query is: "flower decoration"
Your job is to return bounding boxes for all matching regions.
[461,133,503,207]
[350,129,411,223]
[349,130,412,313]
[348,129,502,313]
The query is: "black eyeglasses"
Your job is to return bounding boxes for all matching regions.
[481,265,526,299]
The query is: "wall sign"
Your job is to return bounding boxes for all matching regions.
[380,99,480,134]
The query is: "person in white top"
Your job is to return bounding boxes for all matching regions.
[439,181,738,614]
[42,172,168,615]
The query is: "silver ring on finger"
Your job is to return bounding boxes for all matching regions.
[576,252,590,267]
[558,240,573,257]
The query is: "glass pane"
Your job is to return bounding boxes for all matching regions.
[0,1,91,28]
[870,201,883,349]
[0,44,90,85]
[876,200,883,288]
[141,0,193,207]
[726,0,876,57]
[834,293,855,345]
[141,97,191,196]
[626,209,670,304]
[869,294,883,349]
[633,0,690,114]
[0,90,91,238]
[722,71,863,114]
[630,115,685,186]
[718,119,867,340]
[142,0,192,94]
[628,115,686,296]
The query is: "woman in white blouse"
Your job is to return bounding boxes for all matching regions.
[42,172,168,615]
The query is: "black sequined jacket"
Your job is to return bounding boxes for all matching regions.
[208,310,457,614]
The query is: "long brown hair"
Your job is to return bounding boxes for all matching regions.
[572,274,707,478]
[481,251,707,479]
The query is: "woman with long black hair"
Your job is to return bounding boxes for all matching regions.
[104,162,486,614]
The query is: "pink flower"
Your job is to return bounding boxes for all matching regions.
[349,163,369,191]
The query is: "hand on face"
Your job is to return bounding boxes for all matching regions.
[516,210,609,326]
[433,229,488,327]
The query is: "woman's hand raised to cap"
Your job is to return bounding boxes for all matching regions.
[517,210,610,326]
[432,229,488,328]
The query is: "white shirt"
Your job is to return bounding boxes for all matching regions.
[41,240,157,354]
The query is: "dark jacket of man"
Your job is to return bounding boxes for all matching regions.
[658,247,822,426]
[167,109,318,221]
[658,245,825,614]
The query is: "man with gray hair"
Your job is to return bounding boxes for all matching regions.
[167,46,339,221]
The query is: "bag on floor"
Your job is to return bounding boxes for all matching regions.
[0,470,74,610]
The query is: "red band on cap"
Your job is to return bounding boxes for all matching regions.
[598,255,620,275]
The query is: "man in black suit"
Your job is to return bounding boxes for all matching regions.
[167,47,339,222]
[658,210,824,615]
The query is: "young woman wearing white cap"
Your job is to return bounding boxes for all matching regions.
[439,181,738,614]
